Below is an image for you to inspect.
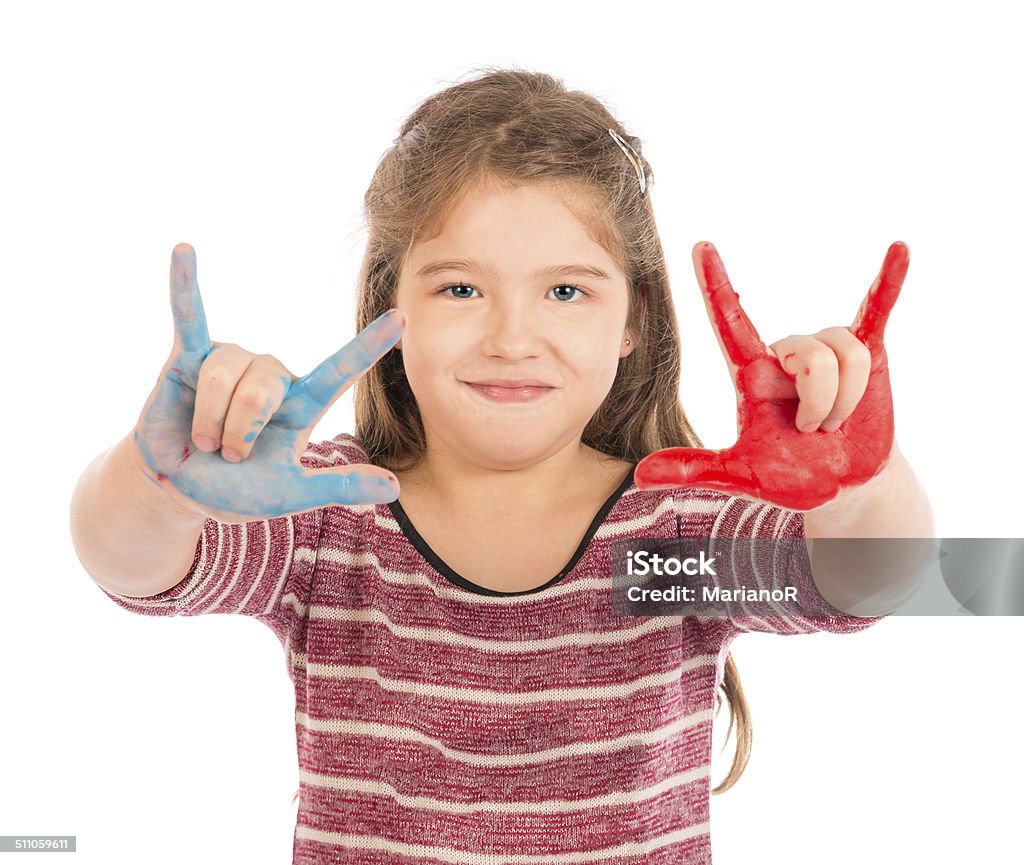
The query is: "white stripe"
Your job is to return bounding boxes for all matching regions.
[297,763,709,813]
[730,502,787,632]
[741,504,812,634]
[315,540,671,606]
[294,707,713,768]
[315,542,606,603]
[294,822,709,864]
[707,494,733,543]
[172,521,223,611]
[260,517,295,616]
[247,522,275,615]
[208,521,261,614]
[302,442,365,466]
[593,494,675,539]
[279,548,315,614]
[706,498,778,634]
[291,654,717,704]
[308,603,680,650]
[675,494,730,517]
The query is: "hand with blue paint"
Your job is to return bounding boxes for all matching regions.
[129,243,405,523]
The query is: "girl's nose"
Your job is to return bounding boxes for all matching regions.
[482,301,544,359]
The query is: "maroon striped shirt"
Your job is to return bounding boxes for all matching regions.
[99,433,883,864]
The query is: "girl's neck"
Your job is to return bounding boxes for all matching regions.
[395,440,623,521]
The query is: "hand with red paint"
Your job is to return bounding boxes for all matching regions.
[127,243,405,523]
[633,241,909,512]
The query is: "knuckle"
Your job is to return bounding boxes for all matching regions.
[262,357,296,388]
[257,352,284,367]
[233,384,272,415]
[851,343,872,367]
[818,326,851,339]
[198,361,233,391]
[806,346,839,371]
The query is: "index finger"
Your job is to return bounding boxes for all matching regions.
[285,309,406,424]
[850,242,909,350]
[170,243,212,355]
[692,241,768,369]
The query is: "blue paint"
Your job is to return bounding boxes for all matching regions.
[133,244,405,517]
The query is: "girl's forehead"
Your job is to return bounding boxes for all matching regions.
[406,177,626,272]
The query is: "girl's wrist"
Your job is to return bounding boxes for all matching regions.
[115,432,208,524]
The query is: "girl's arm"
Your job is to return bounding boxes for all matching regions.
[802,440,935,614]
[70,433,206,598]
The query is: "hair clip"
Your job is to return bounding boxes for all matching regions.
[608,128,647,195]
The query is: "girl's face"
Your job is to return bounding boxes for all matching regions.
[395,178,636,471]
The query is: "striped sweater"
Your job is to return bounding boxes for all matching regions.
[99,433,883,864]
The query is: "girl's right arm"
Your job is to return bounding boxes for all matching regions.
[69,243,405,599]
[70,433,207,598]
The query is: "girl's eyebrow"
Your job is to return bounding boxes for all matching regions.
[414,257,612,281]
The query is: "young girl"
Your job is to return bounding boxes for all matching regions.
[70,69,933,864]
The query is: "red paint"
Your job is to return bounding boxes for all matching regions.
[156,472,167,482]
[178,445,192,467]
[171,367,184,376]
[634,241,909,511]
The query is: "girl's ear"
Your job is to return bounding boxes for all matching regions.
[619,281,646,358]
[619,329,636,359]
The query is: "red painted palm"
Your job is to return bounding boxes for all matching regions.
[634,241,909,511]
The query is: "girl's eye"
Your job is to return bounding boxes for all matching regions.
[550,284,584,302]
[439,283,587,302]
[442,283,478,299]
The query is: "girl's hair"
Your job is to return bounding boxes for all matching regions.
[344,66,752,795]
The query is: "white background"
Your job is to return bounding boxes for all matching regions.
[3,1,1021,863]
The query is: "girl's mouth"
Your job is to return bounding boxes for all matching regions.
[464,382,554,403]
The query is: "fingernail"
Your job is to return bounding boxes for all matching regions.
[821,419,841,433]
[800,422,820,433]
[221,448,242,463]
[193,435,216,451]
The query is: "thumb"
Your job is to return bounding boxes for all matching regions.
[634,446,758,498]
[292,465,401,509]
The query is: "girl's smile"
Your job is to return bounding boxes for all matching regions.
[463,381,555,403]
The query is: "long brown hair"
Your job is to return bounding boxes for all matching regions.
[350,66,751,794]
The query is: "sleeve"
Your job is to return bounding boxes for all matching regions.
[676,489,888,638]
[97,510,321,647]
[96,432,369,646]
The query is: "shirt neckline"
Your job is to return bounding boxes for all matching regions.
[386,464,638,597]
